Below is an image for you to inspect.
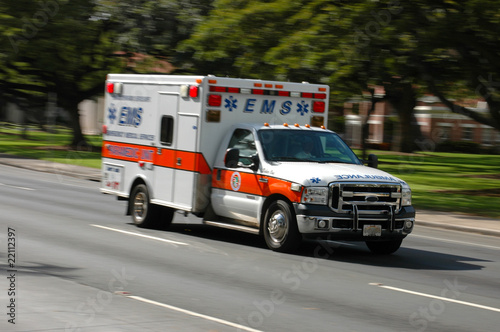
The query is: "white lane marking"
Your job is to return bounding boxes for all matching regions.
[412,234,500,250]
[0,182,35,191]
[371,284,500,313]
[90,224,188,246]
[126,295,263,332]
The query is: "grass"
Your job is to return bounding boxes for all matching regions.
[0,123,102,169]
[1,123,499,218]
[361,150,500,218]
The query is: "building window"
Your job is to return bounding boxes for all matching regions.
[438,126,451,141]
[482,128,492,145]
[462,127,473,141]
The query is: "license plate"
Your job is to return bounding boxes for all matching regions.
[363,225,382,237]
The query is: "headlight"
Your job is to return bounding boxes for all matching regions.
[402,186,412,206]
[302,187,328,205]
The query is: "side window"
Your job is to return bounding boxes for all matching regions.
[228,129,256,166]
[160,116,174,145]
[324,135,357,163]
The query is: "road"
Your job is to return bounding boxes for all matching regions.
[1,164,499,331]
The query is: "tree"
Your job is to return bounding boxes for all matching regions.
[1,0,215,146]
[412,0,500,132]
[0,0,122,147]
[183,0,500,152]
[96,0,214,73]
[182,0,424,150]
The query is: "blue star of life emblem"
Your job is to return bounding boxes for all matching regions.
[297,101,309,116]
[224,96,238,112]
[108,104,117,124]
[310,177,320,184]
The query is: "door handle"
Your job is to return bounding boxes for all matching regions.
[177,158,182,166]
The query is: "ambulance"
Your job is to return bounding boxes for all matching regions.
[101,75,415,254]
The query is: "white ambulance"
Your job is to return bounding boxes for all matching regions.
[101,75,415,254]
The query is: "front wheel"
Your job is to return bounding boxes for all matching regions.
[263,200,301,252]
[365,239,403,255]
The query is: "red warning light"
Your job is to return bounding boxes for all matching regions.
[208,94,222,107]
[106,83,114,94]
[312,101,325,113]
[189,85,199,98]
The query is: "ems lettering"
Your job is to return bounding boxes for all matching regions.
[119,107,143,127]
[244,99,256,113]
[261,100,276,114]
[280,100,292,115]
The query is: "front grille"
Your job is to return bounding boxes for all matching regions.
[329,182,402,214]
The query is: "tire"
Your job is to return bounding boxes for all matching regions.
[365,239,403,255]
[263,200,301,252]
[130,184,158,228]
[157,206,175,229]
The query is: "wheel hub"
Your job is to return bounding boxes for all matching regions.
[133,192,147,222]
[268,212,288,243]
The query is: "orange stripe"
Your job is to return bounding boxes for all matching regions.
[102,141,211,174]
[212,168,302,203]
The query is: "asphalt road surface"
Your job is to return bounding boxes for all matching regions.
[1,164,499,331]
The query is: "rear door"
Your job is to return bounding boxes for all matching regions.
[154,92,177,203]
[172,113,200,209]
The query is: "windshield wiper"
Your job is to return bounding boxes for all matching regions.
[324,160,357,164]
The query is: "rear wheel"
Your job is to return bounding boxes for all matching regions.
[263,200,301,252]
[130,184,156,228]
[365,239,403,255]
[130,184,175,229]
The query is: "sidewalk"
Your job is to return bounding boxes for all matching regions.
[1,154,499,237]
[0,153,100,182]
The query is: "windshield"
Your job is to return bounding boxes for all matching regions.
[257,129,361,164]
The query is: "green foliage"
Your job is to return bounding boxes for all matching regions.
[183,0,500,138]
[0,0,125,146]
[96,0,213,68]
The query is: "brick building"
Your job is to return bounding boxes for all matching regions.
[343,94,500,151]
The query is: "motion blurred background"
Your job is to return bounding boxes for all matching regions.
[1,0,499,154]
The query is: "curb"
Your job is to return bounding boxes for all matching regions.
[417,221,500,238]
[0,156,101,182]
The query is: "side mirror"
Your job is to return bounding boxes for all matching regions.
[367,154,379,168]
[225,148,239,168]
[224,148,260,171]
[249,154,260,171]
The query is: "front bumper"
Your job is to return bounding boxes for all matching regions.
[294,203,415,240]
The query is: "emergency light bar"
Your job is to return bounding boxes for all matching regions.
[207,86,327,99]
[207,80,327,99]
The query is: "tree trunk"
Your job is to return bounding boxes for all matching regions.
[65,99,89,149]
[384,82,420,153]
[361,89,378,160]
